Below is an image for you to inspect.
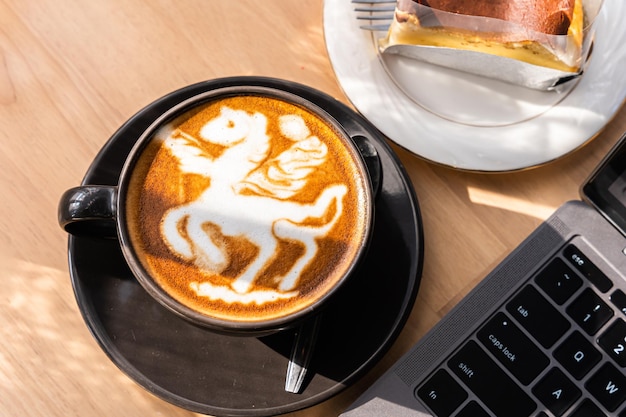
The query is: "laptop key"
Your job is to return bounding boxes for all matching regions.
[566,288,613,335]
[532,368,581,417]
[612,289,626,317]
[455,401,490,417]
[553,331,602,380]
[448,340,536,417]
[563,244,613,293]
[570,399,607,417]
[586,362,626,412]
[535,258,582,305]
[506,285,570,348]
[598,318,626,366]
[477,312,549,385]
[416,369,467,417]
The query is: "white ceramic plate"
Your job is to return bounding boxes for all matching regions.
[323,0,626,171]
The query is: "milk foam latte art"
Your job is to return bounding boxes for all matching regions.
[126,95,370,323]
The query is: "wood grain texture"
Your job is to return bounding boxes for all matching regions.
[1,0,624,416]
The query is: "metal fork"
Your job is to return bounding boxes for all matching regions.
[353,0,395,31]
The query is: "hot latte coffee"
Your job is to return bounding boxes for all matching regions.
[125,93,371,324]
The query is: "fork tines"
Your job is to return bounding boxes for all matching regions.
[353,0,396,31]
[354,6,395,14]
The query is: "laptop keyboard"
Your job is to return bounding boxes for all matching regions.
[416,243,626,417]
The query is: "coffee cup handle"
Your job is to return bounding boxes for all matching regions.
[58,185,119,237]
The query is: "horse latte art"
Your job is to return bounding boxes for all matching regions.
[126,94,370,323]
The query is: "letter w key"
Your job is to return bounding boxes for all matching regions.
[586,363,626,412]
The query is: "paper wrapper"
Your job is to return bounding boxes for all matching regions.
[379,0,603,90]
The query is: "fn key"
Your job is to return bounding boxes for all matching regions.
[417,369,467,417]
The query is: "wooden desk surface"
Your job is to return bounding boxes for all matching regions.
[1,1,624,416]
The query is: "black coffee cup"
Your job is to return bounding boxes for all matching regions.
[59,84,378,336]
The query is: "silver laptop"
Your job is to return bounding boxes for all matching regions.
[342,132,626,417]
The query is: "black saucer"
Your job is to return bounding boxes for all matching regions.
[67,77,423,416]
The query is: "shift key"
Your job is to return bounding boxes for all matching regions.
[448,340,536,417]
